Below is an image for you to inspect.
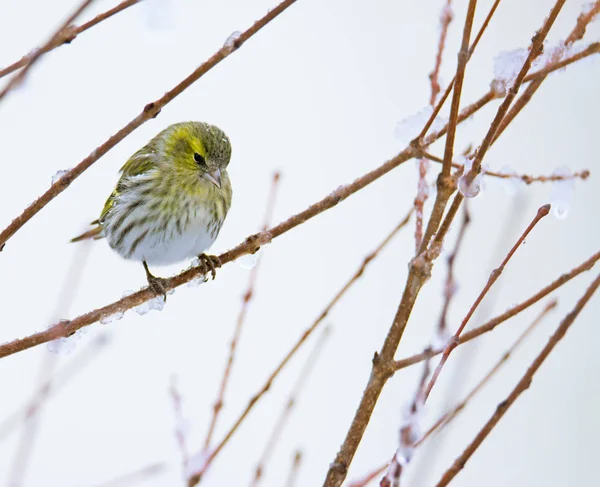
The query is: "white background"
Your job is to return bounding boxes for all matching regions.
[0,0,598,486]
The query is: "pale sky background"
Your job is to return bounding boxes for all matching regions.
[0,1,598,486]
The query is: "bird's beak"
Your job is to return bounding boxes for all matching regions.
[202,168,222,189]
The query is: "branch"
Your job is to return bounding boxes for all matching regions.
[422,204,550,401]
[0,0,141,79]
[435,272,600,486]
[250,326,330,486]
[284,450,303,487]
[417,299,557,447]
[393,248,600,373]
[203,172,281,450]
[185,213,412,486]
[0,0,96,103]
[0,0,299,251]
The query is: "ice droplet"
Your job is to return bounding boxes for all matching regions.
[223,31,242,53]
[47,322,83,355]
[237,248,263,270]
[395,106,447,144]
[185,450,210,478]
[51,169,70,185]
[134,295,165,315]
[457,157,482,198]
[492,48,528,95]
[100,310,124,325]
[549,166,575,219]
[498,165,526,195]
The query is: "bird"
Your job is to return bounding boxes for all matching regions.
[71,121,233,298]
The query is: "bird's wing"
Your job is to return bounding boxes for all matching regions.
[99,151,158,223]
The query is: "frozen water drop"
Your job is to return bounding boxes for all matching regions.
[395,106,447,144]
[187,275,207,287]
[134,296,165,316]
[51,169,70,185]
[100,310,124,325]
[223,31,242,53]
[493,48,528,94]
[498,165,526,195]
[457,157,482,198]
[549,166,575,219]
[237,248,263,270]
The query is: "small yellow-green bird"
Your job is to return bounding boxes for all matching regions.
[72,121,233,296]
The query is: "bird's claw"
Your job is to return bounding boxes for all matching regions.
[197,253,221,280]
[147,275,169,301]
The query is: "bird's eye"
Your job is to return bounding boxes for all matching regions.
[194,153,206,166]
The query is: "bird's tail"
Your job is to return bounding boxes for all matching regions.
[71,221,104,242]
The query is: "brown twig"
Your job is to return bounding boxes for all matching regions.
[0,0,299,251]
[423,204,550,401]
[185,213,412,486]
[0,0,95,102]
[346,463,389,487]
[435,273,600,486]
[492,1,600,144]
[417,299,557,447]
[421,151,591,184]
[89,462,166,487]
[414,0,454,251]
[417,0,503,140]
[251,326,331,487]
[0,0,141,80]
[285,450,303,487]
[438,204,471,337]
[380,359,431,487]
[203,172,281,451]
[417,0,477,254]
[393,248,600,372]
[431,0,567,254]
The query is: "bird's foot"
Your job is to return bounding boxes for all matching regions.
[143,261,168,301]
[197,253,221,280]
[147,275,169,301]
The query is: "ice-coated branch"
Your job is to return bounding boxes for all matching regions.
[393,248,600,373]
[434,272,600,486]
[0,0,299,251]
[0,0,142,80]
[185,213,412,486]
[422,204,550,401]
[203,172,281,451]
[0,0,96,103]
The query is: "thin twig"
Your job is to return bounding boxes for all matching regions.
[417,0,478,254]
[423,204,550,401]
[346,463,389,487]
[251,326,331,487]
[185,213,412,486]
[414,0,454,250]
[203,172,281,450]
[0,0,299,251]
[0,0,95,102]
[393,248,600,372]
[0,0,141,79]
[284,450,303,487]
[417,299,557,447]
[435,273,600,486]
